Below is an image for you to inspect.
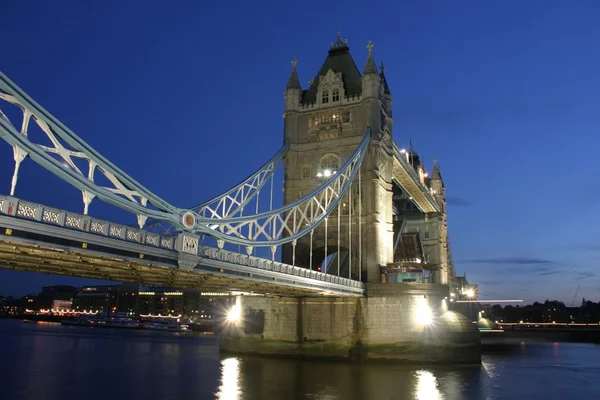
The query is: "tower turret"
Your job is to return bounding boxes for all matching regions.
[430,158,446,209]
[284,57,302,112]
[361,40,380,99]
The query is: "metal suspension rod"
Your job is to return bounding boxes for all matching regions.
[269,173,274,239]
[292,211,296,267]
[337,200,340,277]
[324,186,328,272]
[324,217,328,273]
[358,167,362,281]
[348,188,352,279]
[252,190,259,240]
[309,230,313,271]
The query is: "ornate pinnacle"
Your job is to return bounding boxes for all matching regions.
[330,31,349,49]
[363,40,378,75]
[286,57,301,90]
[380,62,386,74]
[367,40,374,56]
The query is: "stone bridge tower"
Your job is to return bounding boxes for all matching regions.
[281,34,394,283]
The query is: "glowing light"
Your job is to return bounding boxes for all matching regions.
[416,297,433,326]
[227,303,241,323]
[316,172,323,177]
[323,169,331,177]
[464,288,475,298]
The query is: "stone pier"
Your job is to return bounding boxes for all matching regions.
[220,284,481,364]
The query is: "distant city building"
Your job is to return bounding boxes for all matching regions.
[72,284,234,319]
[34,285,77,311]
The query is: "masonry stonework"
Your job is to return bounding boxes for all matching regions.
[221,284,481,363]
[221,36,480,364]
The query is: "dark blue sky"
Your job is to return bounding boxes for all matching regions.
[1,0,599,303]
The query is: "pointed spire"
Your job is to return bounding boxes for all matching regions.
[286,56,301,90]
[379,62,391,95]
[363,40,378,75]
[431,157,443,182]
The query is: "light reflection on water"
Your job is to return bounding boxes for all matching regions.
[414,370,442,400]
[2,320,600,400]
[218,358,240,400]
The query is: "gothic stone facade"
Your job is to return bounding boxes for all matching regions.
[281,36,449,285]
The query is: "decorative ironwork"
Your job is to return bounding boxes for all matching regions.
[65,215,81,228]
[0,72,373,258]
[191,130,370,246]
[146,235,159,246]
[42,209,61,225]
[17,204,36,219]
[90,221,104,234]
[182,235,198,254]
[109,226,123,237]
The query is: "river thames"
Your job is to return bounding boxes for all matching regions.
[1,320,599,399]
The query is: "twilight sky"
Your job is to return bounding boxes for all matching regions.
[1,0,599,303]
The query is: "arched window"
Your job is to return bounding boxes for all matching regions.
[322,90,329,104]
[342,111,351,123]
[332,88,340,102]
[311,115,319,127]
[317,153,340,178]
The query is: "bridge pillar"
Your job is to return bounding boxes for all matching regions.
[220,284,481,364]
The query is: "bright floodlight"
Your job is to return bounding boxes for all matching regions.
[416,297,433,326]
[226,304,241,323]
[464,288,475,299]
[323,169,331,177]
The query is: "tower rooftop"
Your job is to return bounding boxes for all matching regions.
[301,33,363,103]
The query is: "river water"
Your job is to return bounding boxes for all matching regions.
[1,320,599,399]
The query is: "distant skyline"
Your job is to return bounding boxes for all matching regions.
[1,0,599,302]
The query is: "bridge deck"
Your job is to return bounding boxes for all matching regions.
[0,197,364,297]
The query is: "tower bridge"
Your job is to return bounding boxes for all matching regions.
[0,34,480,363]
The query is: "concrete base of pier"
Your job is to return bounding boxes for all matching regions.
[220,284,481,364]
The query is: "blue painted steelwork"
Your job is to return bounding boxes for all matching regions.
[144,142,289,234]
[0,196,365,296]
[0,71,370,247]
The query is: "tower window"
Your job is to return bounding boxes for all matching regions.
[332,88,340,102]
[301,165,311,179]
[322,90,329,104]
[318,153,340,178]
[311,115,319,127]
[342,111,351,123]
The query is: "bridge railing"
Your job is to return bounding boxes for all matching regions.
[197,245,363,289]
[0,195,364,291]
[0,195,175,250]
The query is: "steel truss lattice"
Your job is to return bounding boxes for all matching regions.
[0,71,370,248]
